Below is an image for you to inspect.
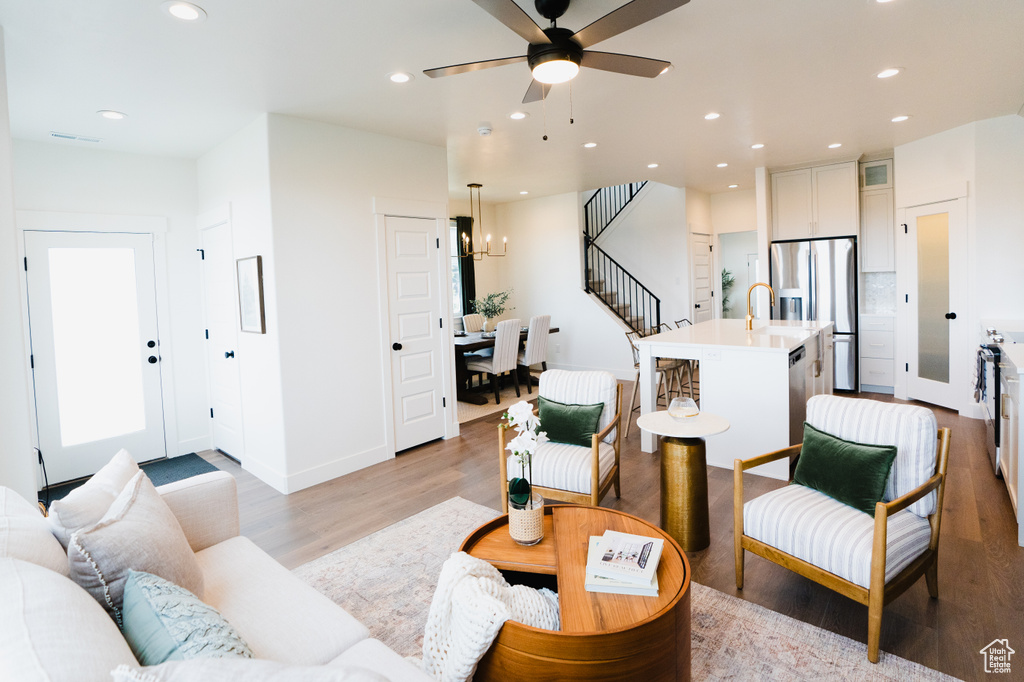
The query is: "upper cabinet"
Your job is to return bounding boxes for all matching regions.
[860,187,895,271]
[859,159,893,190]
[771,162,859,241]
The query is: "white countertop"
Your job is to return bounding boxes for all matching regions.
[637,318,833,353]
[980,319,1024,374]
[635,411,730,439]
[1001,344,1024,374]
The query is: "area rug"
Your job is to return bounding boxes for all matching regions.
[457,384,534,424]
[294,497,957,681]
[41,453,219,503]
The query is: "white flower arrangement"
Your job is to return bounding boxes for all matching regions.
[503,400,546,508]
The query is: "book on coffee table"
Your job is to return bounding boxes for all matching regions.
[586,529,664,586]
[584,536,659,596]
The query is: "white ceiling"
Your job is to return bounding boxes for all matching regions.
[0,0,1022,203]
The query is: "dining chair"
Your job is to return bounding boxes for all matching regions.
[623,330,676,437]
[666,320,697,401]
[734,395,951,663]
[465,319,521,404]
[462,313,484,333]
[653,323,692,403]
[517,315,550,394]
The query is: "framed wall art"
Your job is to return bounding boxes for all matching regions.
[236,255,266,334]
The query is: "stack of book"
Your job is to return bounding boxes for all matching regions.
[584,530,664,597]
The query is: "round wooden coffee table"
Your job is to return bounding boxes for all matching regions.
[460,504,691,681]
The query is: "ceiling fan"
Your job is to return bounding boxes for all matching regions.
[424,0,690,103]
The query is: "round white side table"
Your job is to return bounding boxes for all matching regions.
[636,411,730,552]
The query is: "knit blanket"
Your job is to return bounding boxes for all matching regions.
[421,552,560,682]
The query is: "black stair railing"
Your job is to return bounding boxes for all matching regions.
[584,239,660,332]
[583,181,646,242]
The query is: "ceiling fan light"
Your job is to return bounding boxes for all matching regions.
[532,58,579,85]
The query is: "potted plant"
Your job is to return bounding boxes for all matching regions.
[471,289,513,332]
[503,400,546,545]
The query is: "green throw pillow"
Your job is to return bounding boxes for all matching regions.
[538,396,604,447]
[121,570,253,666]
[792,422,899,516]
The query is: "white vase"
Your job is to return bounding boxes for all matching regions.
[481,317,490,333]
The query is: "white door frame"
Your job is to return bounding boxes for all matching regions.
[373,197,458,459]
[894,189,969,414]
[689,231,714,322]
[15,210,180,463]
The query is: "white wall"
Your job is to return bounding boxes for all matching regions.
[264,113,448,491]
[597,183,692,328]
[495,193,635,378]
[685,188,712,234]
[11,140,208,457]
[197,115,289,489]
[711,189,757,234]
[0,31,36,500]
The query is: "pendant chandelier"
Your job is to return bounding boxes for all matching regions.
[461,183,507,260]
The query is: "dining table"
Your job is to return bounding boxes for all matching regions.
[453,326,559,405]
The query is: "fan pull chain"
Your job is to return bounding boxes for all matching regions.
[542,95,548,141]
[569,81,574,125]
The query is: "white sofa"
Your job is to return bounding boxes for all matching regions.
[0,471,432,681]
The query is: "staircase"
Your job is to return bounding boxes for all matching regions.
[583,182,661,332]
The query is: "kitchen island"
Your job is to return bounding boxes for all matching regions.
[638,319,834,480]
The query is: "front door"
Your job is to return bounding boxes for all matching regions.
[25,231,166,483]
[200,220,245,461]
[903,199,967,411]
[691,233,713,322]
[385,216,446,451]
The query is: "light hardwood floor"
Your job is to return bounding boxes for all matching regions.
[199,387,1022,681]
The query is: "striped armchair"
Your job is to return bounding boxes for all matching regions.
[733,395,951,663]
[499,370,622,512]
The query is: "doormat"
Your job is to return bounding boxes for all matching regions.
[40,453,219,504]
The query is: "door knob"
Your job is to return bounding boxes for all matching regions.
[392,342,403,351]
[695,304,701,309]
[945,312,957,320]
[148,356,158,364]
[224,351,235,358]
[147,340,156,348]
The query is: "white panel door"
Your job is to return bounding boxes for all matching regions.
[25,231,166,483]
[691,233,713,323]
[904,200,966,410]
[386,216,445,451]
[200,222,245,461]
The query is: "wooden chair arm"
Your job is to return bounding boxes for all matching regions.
[735,444,802,473]
[593,412,620,443]
[878,472,943,517]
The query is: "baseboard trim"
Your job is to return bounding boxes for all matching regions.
[281,445,392,494]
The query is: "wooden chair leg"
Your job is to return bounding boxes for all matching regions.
[734,464,745,589]
[522,365,532,394]
[686,362,695,400]
[613,467,621,498]
[625,369,641,437]
[492,373,500,404]
[541,361,547,371]
[512,369,521,397]
[925,558,939,598]
[867,594,883,663]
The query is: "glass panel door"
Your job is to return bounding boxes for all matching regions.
[25,231,166,483]
[916,212,950,384]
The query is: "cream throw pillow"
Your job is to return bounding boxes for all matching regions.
[47,448,140,549]
[1,486,70,576]
[67,470,203,625]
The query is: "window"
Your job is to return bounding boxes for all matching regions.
[450,220,463,317]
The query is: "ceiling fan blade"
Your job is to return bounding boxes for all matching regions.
[471,0,551,44]
[581,51,670,78]
[423,55,527,79]
[522,79,552,103]
[572,0,690,49]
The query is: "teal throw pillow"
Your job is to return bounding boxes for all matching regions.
[121,570,253,666]
[538,396,604,447]
[792,422,899,516]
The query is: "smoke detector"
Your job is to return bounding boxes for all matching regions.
[477,123,493,137]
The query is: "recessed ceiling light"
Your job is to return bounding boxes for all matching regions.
[717,163,728,168]
[160,1,206,22]
[828,143,843,149]
[647,163,659,169]
[509,112,528,120]
[582,142,597,148]
[877,68,901,79]
[751,143,764,149]
[520,191,529,195]
[704,112,720,120]
[97,110,127,120]
[729,184,739,189]
[388,72,413,83]
[891,115,910,122]
[876,0,895,4]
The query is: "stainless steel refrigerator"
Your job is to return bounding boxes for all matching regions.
[770,237,858,391]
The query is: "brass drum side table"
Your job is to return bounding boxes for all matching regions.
[636,411,730,552]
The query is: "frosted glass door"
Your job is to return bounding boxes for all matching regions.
[904,200,965,411]
[25,231,166,483]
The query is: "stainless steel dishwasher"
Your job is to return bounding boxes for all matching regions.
[789,345,807,445]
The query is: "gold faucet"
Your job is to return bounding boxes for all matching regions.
[746,282,776,331]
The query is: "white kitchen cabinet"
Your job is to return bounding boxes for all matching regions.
[860,187,895,272]
[1000,358,1019,516]
[771,162,859,240]
[860,315,894,392]
[859,159,893,190]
